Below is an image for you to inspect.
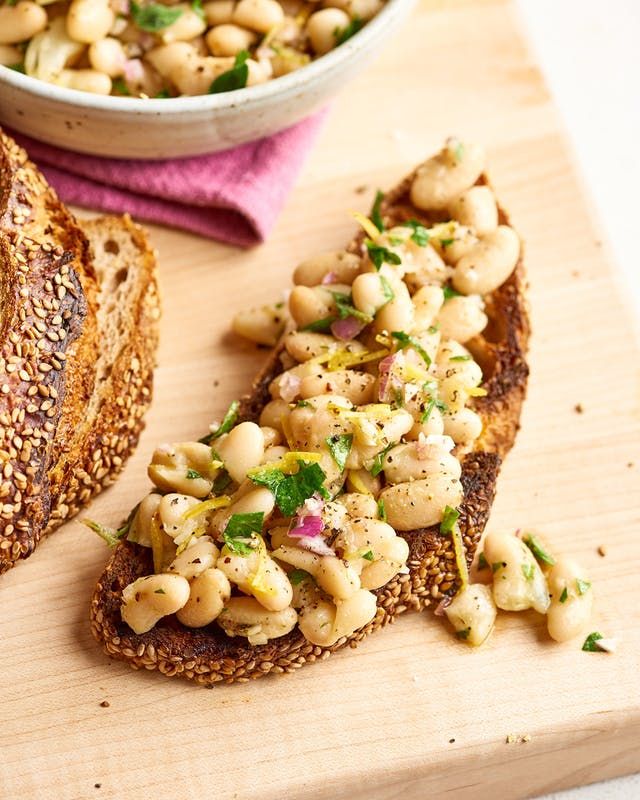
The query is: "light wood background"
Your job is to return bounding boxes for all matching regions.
[1,1,639,798]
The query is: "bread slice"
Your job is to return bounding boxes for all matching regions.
[91,162,529,685]
[0,129,159,573]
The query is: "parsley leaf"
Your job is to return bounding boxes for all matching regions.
[477,552,488,570]
[210,50,250,94]
[301,316,336,332]
[296,400,312,408]
[289,568,313,586]
[576,578,591,596]
[377,498,387,522]
[249,460,329,516]
[223,512,264,555]
[582,632,604,652]
[325,433,353,471]
[379,275,395,305]
[443,285,461,301]
[440,237,454,248]
[200,399,240,444]
[391,331,432,367]
[440,505,459,535]
[191,0,205,20]
[212,469,232,494]
[369,441,397,477]
[365,240,402,271]
[370,189,385,231]
[7,62,26,74]
[155,88,171,98]
[362,550,375,561]
[186,469,203,480]
[334,16,363,45]
[82,512,135,548]
[521,562,535,581]
[456,627,471,640]
[559,587,568,603]
[401,219,430,246]
[331,291,373,324]
[131,1,183,31]
[154,588,166,594]
[450,355,471,362]
[523,533,556,567]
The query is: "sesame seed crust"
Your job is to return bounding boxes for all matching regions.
[0,131,159,572]
[90,169,529,685]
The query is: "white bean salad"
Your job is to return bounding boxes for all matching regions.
[0,0,385,97]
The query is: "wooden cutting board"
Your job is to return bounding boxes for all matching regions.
[1,1,639,798]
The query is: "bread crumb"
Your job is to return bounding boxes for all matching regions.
[99,700,110,708]
[506,733,531,744]
[354,185,368,194]
[449,738,456,744]
[597,545,607,557]
[574,403,584,414]
[94,784,101,789]
[627,462,635,468]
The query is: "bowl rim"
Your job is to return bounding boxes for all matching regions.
[0,0,412,114]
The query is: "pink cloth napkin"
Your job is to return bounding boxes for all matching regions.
[12,110,327,247]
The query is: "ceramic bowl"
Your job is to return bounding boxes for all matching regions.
[0,0,416,159]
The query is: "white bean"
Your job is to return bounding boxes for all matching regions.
[411,285,445,333]
[161,5,207,43]
[66,0,114,44]
[56,69,112,95]
[171,52,234,95]
[546,558,593,643]
[404,245,451,293]
[382,441,461,484]
[374,278,414,335]
[0,44,23,65]
[233,301,288,346]
[306,8,349,55]
[293,251,361,287]
[484,531,550,614]
[335,492,378,519]
[299,369,375,405]
[88,37,126,77]
[445,583,497,646]
[380,474,464,531]
[259,398,291,433]
[452,226,520,296]
[218,546,292,611]
[448,185,498,236]
[410,139,485,211]
[203,0,235,25]
[176,568,231,628]
[168,537,219,579]
[146,42,195,79]
[232,0,285,33]
[121,573,190,634]
[0,2,47,45]
[206,23,257,56]
[217,597,298,645]
[352,272,395,318]
[127,493,162,547]
[435,294,487,342]
[215,421,265,483]
[442,408,483,445]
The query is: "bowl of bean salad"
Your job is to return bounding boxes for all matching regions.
[0,0,416,157]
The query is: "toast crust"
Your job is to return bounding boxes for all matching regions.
[91,164,529,684]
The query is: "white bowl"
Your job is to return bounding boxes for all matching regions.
[0,0,416,159]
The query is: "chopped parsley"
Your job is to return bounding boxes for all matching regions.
[379,275,395,305]
[130,1,183,31]
[155,88,171,98]
[112,77,131,96]
[325,433,353,471]
[365,240,402,271]
[296,399,312,408]
[401,219,430,246]
[212,469,232,494]
[440,237,454,248]
[576,578,591,596]
[521,562,535,581]
[440,505,459,536]
[362,550,375,561]
[186,469,202,480]
[370,189,385,231]
[523,533,556,566]
[223,512,264,555]
[391,331,432,367]
[582,632,604,652]
[154,588,166,595]
[289,568,313,586]
[82,511,135,548]
[450,355,471,362]
[443,285,461,300]
[559,587,568,603]
[478,551,488,570]
[331,291,373,324]
[191,0,205,20]
[428,323,440,333]
[456,627,471,640]
[210,50,249,94]
[420,395,447,423]
[301,316,335,332]
[249,460,329,516]
[369,441,397,477]
[334,16,363,45]
[200,399,240,443]
[377,498,387,522]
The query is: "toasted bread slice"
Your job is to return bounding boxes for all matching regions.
[91,157,529,685]
[0,129,159,573]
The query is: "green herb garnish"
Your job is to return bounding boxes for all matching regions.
[401,219,430,246]
[325,433,353,472]
[440,505,459,536]
[301,316,336,332]
[379,275,395,305]
[521,562,535,581]
[450,355,471,362]
[191,0,205,19]
[576,578,591,596]
[223,512,264,555]
[365,240,402,271]
[582,632,604,652]
[443,285,461,300]
[249,460,329,516]
[131,1,183,31]
[523,533,556,567]
[209,50,249,94]
[7,62,26,74]
[559,587,568,603]
[391,331,432,367]
[200,399,240,444]
[362,550,375,561]
[296,400,312,408]
[82,517,131,548]
[439,238,454,248]
[112,77,130,95]
[369,441,397,477]
[377,498,387,522]
[331,291,373,324]
[155,88,171,98]
[289,569,313,586]
[186,469,202,480]
[154,588,166,594]
[334,16,363,45]
[478,552,488,570]
[212,469,232,494]
[370,189,385,231]
[456,627,471,640]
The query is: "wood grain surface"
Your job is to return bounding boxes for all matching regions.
[1,1,639,798]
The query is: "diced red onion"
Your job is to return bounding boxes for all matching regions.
[289,514,324,539]
[278,372,301,403]
[434,596,452,616]
[139,33,157,52]
[295,535,335,556]
[123,59,145,84]
[378,351,405,402]
[330,316,366,341]
[321,271,338,285]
